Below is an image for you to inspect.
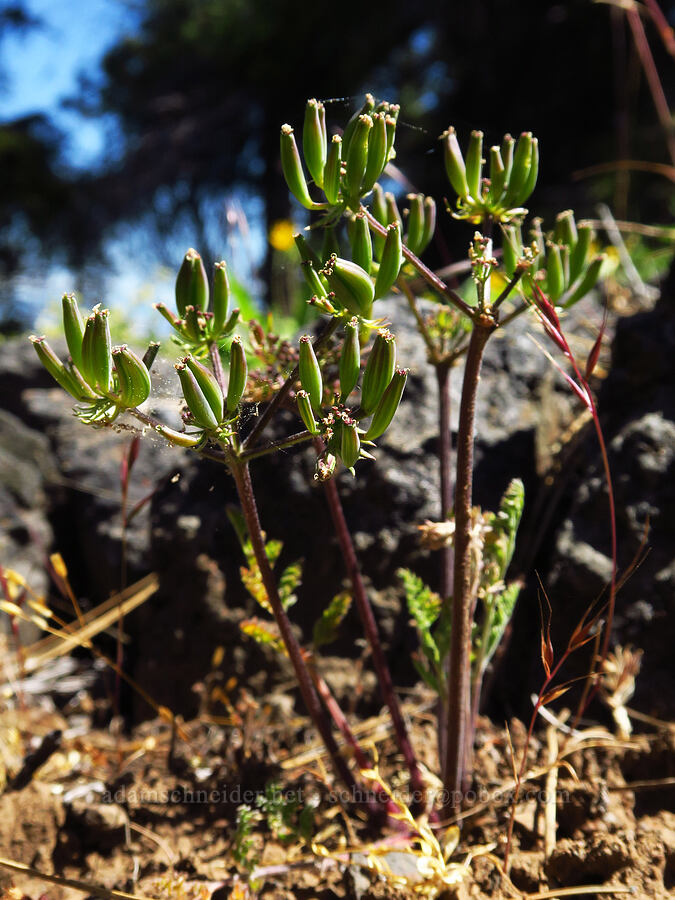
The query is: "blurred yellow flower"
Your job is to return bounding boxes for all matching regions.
[269,219,296,252]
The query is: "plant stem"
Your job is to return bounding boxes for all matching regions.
[361,207,475,319]
[209,341,227,395]
[307,660,372,772]
[398,277,440,364]
[317,446,428,804]
[443,316,496,816]
[229,459,360,800]
[436,363,454,600]
[242,317,340,451]
[239,429,314,462]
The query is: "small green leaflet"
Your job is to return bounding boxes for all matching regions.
[313,591,352,648]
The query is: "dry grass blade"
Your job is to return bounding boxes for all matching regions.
[0,856,159,900]
[23,573,159,672]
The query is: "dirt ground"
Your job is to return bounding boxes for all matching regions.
[0,653,673,900]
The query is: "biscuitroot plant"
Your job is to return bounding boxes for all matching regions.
[32,94,612,830]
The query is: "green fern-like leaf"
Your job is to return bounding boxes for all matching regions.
[313,591,352,648]
[240,617,288,656]
[398,567,442,670]
[279,558,303,611]
[485,581,521,662]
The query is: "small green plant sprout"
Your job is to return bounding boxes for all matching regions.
[256,781,314,844]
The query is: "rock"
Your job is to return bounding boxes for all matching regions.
[1,275,671,724]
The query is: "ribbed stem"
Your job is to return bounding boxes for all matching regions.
[318,452,428,807]
[442,318,495,816]
[230,460,358,796]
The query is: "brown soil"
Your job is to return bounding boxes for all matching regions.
[0,673,673,900]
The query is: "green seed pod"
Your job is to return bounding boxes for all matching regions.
[517,136,539,206]
[154,302,181,331]
[345,114,373,198]
[212,261,231,335]
[501,134,515,182]
[371,183,387,260]
[563,254,604,308]
[226,336,248,413]
[350,211,373,275]
[339,420,360,470]
[280,124,316,210]
[64,359,99,400]
[569,221,593,284]
[113,345,152,408]
[545,244,565,302]
[488,146,506,205]
[384,107,399,161]
[61,293,85,371]
[405,194,425,255]
[142,341,161,370]
[555,210,577,248]
[323,135,342,205]
[298,334,323,412]
[176,248,209,317]
[303,98,327,189]
[321,255,374,319]
[503,132,533,208]
[296,389,320,435]
[81,306,113,394]
[371,182,387,226]
[155,423,204,448]
[501,225,521,279]
[301,259,328,298]
[362,112,388,194]
[339,317,361,401]
[365,367,408,440]
[419,197,437,255]
[293,231,323,269]
[183,305,202,342]
[185,356,224,422]
[342,93,375,159]
[530,217,546,262]
[374,222,402,300]
[465,130,484,201]
[361,329,396,414]
[176,363,220,430]
[30,336,86,400]
[322,227,342,265]
[442,128,470,200]
[385,191,402,229]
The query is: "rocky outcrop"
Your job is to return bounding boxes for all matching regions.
[1,283,671,722]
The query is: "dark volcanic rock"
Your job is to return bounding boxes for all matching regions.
[1,279,671,722]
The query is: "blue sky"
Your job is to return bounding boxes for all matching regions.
[1,0,133,166]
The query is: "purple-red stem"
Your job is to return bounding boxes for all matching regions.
[318,447,428,805]
[436,362,453,773]
[626,3,675,166]
[209,341,227,396]
[443,318,495,816]
[436,363,454,600]
[230,460,359,797]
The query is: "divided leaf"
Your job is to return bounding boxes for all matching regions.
[240,617,288,657]
[313,591,352,648]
